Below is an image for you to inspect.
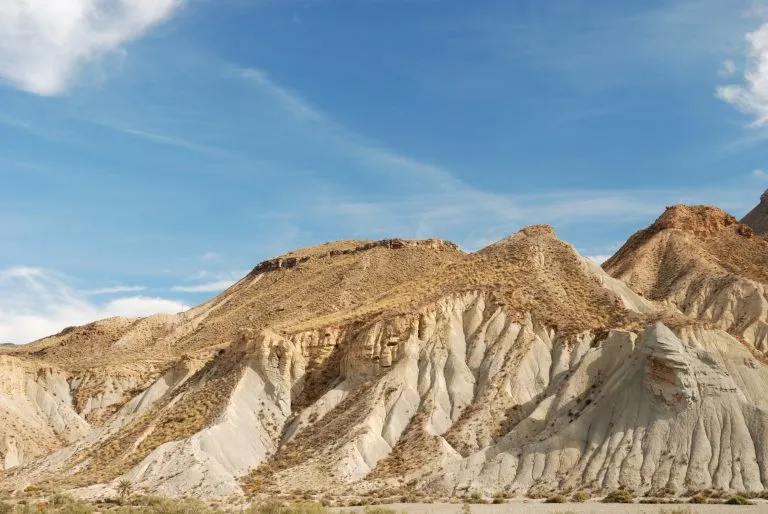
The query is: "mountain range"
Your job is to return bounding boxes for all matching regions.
[2,192,768,503]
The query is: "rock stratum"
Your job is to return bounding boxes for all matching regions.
[2,202,768,501]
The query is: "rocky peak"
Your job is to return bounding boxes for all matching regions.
[742,190,768,236]
[652,205,752,238]
[480,225,558,250]
[518,224,557,238]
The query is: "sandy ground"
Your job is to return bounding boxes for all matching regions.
[342,502,768,513]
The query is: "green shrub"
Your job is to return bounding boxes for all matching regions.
[688,495,707,504]
[602,489,635,503]
[725,495,753,505]
[545,494,567,503]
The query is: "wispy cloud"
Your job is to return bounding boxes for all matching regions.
[171,280,236,293]
[0,267,184,344]
[718,59,737,77]
[90,120,236,157]
[0,0,184,96]
[718,21,768,126]
[170,269,245,294]
[238,68,323,123]
[82,285,147,295]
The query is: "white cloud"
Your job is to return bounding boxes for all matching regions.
[717,22,768,126]
[718,59,737,77]
[0,0,184,95]
[753,169,768,179]
[0,266,185,345]
[170,280,236,293]
[200,252,221,261]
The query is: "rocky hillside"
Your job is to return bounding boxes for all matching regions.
[742,190,768,236]
[1,222,768,502]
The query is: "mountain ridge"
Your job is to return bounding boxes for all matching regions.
[3,206,768,503]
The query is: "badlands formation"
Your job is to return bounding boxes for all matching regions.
[2,197,768,503]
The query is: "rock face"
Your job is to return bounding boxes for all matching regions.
[742,189,768,235]
[0,356,90,470]
[3,226,768,500]
[435,323,768,496]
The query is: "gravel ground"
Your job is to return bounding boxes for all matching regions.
[342,501,768,513]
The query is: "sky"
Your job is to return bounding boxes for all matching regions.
[2,0,768,344]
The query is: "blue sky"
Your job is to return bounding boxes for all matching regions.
[2,0,768,343]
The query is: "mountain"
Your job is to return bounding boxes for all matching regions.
[1,224,768,502]
[605,205,768,353]
[742,190,768,236]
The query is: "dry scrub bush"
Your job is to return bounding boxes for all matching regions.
[602,489,635,503]
[544,494,567,503]
[570,490,590,502]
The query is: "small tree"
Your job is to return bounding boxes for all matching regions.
[117,479,133,503]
